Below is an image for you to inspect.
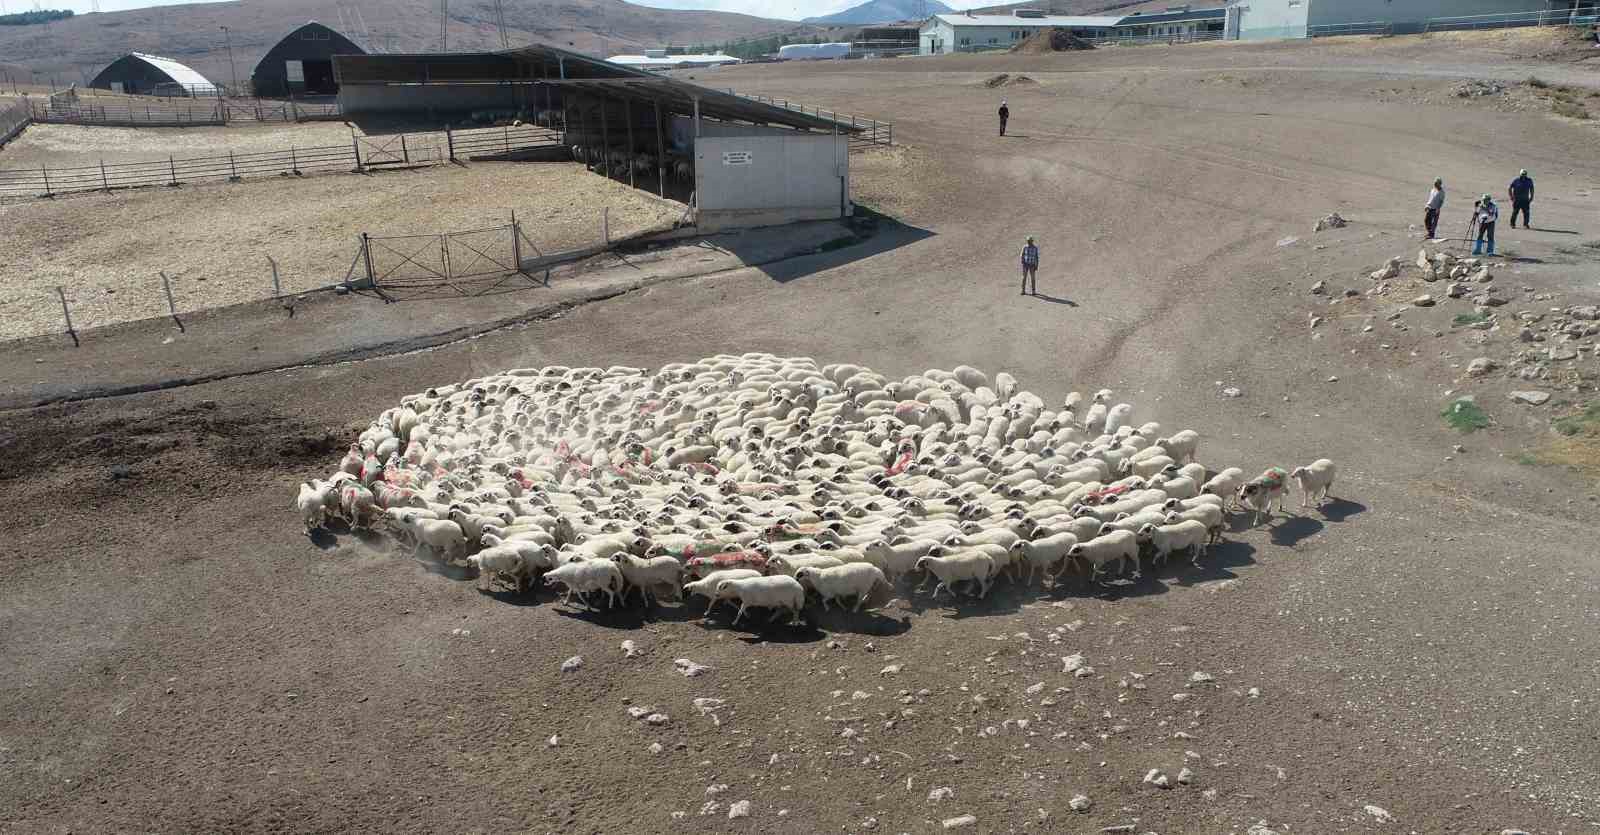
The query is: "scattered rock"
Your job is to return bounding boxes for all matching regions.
[1069,794,1091,811]
[1518,327,1537,343]
[1570,305,1600,321]
[1314,212,1347,232]
[1363,804,1394,823]
[1247,687,1261,698]
[942,814,978,829]
[1326,375,1339,383]
[1308,315,1323,329]
[1309,280,1326,295]
[881,664,902,675]
[1061,653,1087,673]
[1221,386,1243,398]
[1190,671,1214,683]
[1473,292,1509,307]
[1550,346,1579,361]
[1177,767,1194,784]
[928,786,955,802]
[547,734,560,747]
[1370,257,1401,281]
[1446,282,1470,299]
[693,697,725,714]
[1509,390,1550,406]
[645,713,670,725]
[649,742,663,753]
[727,800,751,819]
[1143,769,1171,788]
[1467,357,1499,376]
[560,656,583,673]
[621,639,641,658]
[674,658,711,677]
[1412,295,1436,307]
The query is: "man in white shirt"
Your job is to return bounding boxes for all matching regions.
[1473,195,1499,256]
[1423,179,1445,240]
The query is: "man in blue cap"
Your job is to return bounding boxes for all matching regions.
[1473,194,1499,256]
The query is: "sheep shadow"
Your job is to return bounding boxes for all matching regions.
[553,602,668,630]
[806,608,913,637]
[479,584,546,607]
[693,613,828,643]
[416,556,475,582]
[307,528,340,551]
[1316,498,1366,523]
[1166,540,1256,587]
[1268,515,1324,547]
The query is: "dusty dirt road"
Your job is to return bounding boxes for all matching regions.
[3,32,1599,834]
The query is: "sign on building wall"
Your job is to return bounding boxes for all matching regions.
[722,151,753,166]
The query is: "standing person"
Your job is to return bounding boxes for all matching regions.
[1508,169,1534,229]
[1423,178,1445,240]
[998,99,1010,136]
[1020,236,1039,295]
[1473,194,1499,256]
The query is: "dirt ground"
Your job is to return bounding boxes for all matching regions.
[0,162,684,340]
[0,121,364,170]
[3,30,1600,834]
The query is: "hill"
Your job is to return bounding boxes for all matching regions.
[804,0,951,25]
[0,0,817,82]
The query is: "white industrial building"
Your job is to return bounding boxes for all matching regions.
[606,50,741,70]
[919,12,1121,54]
[1225,0,1593,39]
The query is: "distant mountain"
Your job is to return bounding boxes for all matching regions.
[804,0,952,25]
[0,0,822,80]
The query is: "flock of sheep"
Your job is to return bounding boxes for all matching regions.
[296,354,1339,625]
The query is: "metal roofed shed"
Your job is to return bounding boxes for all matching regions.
[251,21,368,98]
[333,45,863,232]
[606,52,742,70]
[920,13,1122,53]
[88,52,219,97]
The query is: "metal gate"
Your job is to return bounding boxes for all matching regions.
[358,134,442,167]
[355,221,540,296]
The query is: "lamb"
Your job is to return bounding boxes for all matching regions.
[713,575,806,626]
[1237,467,1290,525]
[296,480,336,530]
[1289,459,1337,507]
[1010,531,1078,585]
[1066,530,1139,581]
[914,551,996,599]
[468,550,534,593]
[611,553,685,605]
[1138,519,1210,567]
[543,558,625,609]
[682,568,761,614]
[795,563,888,612]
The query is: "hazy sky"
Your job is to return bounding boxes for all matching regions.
[9,0,988,22]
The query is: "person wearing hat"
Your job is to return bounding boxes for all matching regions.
[998,100,1010,136]
[1423,178,1445,240]
[1508,169,1535,229]
[1020,236,1039,295]
[1473,194,1499,256]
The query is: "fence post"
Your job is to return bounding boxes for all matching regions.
[290,146,298,175]
[446,124,455,161]
[352,135,363,172]
[268,256,281,299]
[511,211,522,271]
[41,165,52,198]
[228,151,238,181]
[602,207,609,245]
[361,233,376,288]
[160,271,179,322]
[169,155,178,186]
[56,286,77,346]
[100,159,110,192]
[401,134,409,164]
[504,124,510,155]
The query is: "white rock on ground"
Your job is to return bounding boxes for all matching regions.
[1069,794,1091,811]
[560,655,583,673]
[727,800,751,819]
[1508,390,1551,406]
[942,815,977,829]
[674,658,711,677]
[1363,804,1394,823]
[928,786,955,802]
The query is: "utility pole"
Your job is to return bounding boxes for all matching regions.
[439,0,449,52]
[219,25,239,96]
[494,0,510,49]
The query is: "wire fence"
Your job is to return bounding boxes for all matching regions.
[1424,9,1599,31]
[1090,30,1227,46]
[0,98,29,147]
[28,96,343,127]
[0,123,563,201]
[730,92,893,150]
[1307,21,1395,37]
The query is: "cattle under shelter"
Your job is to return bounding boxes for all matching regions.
[251,21,367,98]
[88,52,218,96]
[334,45,863,231]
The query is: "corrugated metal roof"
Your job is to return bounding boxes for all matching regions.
[928,13,1123,28]
[129,52,219,93]
[1117,7,1227,24]
[608,53,741,69]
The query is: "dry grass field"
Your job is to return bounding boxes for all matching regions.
[2,29,1599,835]
[0,121,363,169]
[0,162,683,340]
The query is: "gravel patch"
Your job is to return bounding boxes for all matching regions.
[0,162,682,340]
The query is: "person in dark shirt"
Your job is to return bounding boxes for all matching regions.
[998,100,1009,136]
[1508,169,1534,229]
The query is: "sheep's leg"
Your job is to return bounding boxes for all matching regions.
[932,581,948,599]
[731,602,747,626]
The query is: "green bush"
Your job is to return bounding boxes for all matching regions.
[1442,398,1490,433]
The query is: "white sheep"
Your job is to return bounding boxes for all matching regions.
[1200,467,1245,509]
[713,575,806,626]
[862,538,939,583]
[1289,459,1337,507]
[683,569,761,614]
[1010,531,1078,584]
[1066,530,1138,581]
[1163,504,1225,544]
[611,553,684,605]
[296,480,336,530]
[468,550,533,593]
[543,559,624,609]
[1137,519,1209,567]
[795,563,888,612]
[392,511,466,559]
[914,551,996,599]
[1155,430,1199,464]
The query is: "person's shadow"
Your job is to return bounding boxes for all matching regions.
[1032,292,1077,306]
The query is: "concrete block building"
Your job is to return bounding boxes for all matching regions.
[1226,0,1586,39]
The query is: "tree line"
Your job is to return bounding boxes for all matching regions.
[0,9,73,26]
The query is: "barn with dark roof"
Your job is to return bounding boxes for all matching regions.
[251,22,366,98]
